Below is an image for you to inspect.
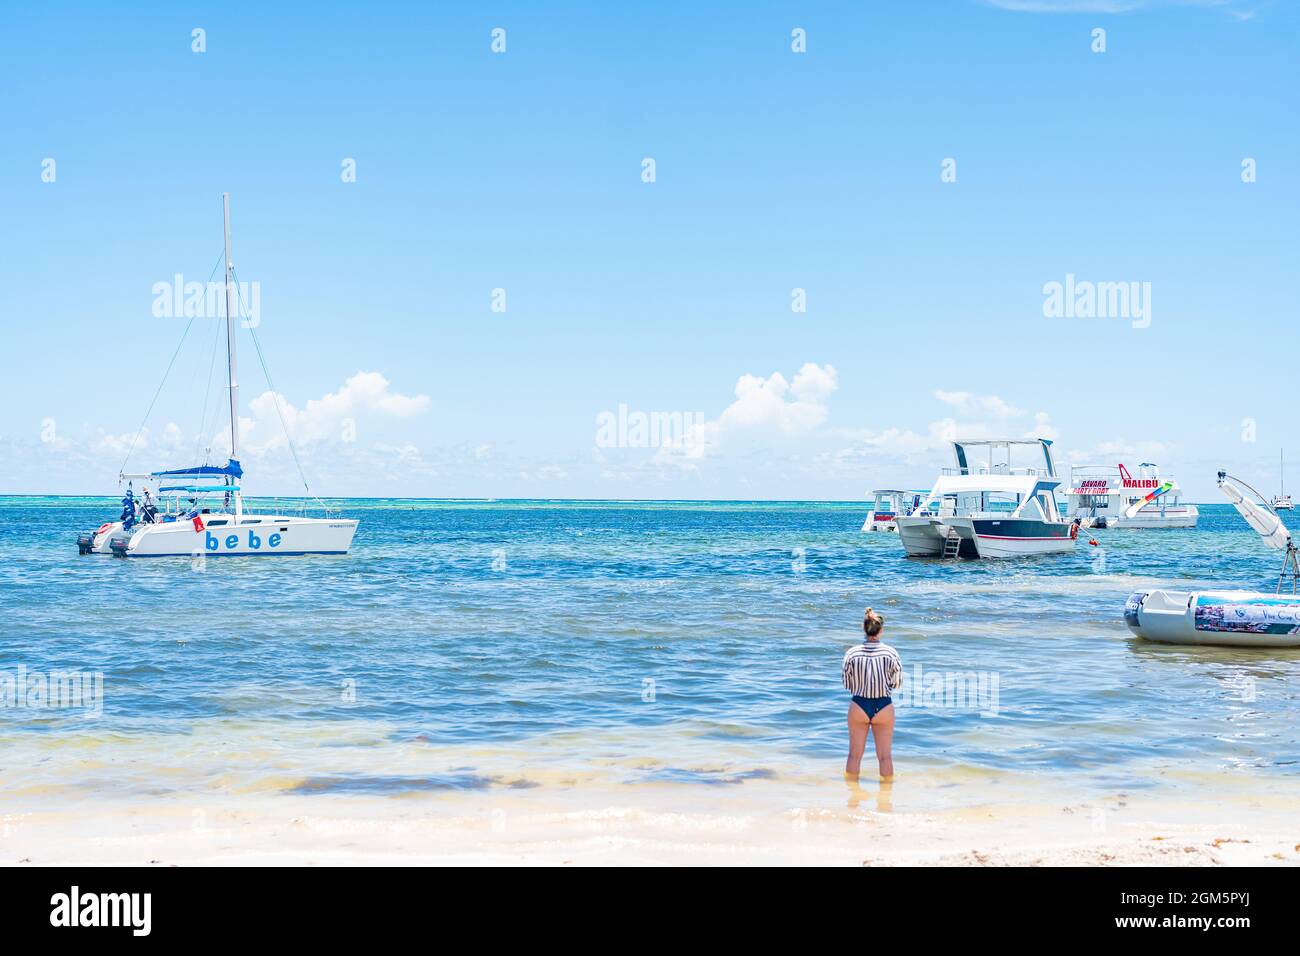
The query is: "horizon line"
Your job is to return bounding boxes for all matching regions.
[0,493,1229,506]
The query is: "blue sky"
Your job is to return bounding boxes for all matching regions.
[2,0,1296,499]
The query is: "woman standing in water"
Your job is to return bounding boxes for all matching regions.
[842,607,902,780]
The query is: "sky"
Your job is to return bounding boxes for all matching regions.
[1,0,1296,500]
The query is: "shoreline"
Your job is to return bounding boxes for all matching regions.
[5,752,1297,866]
[5,787,1295,867]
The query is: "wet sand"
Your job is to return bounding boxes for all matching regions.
[5,774,1296,866]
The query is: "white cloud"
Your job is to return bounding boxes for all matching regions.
[96,428,145,455]
[935,390,1025,419]
[1025,411,1059,442]
[1065,438,1171,464]
[242,371,430,452]
[829,393,1059,479]
[94,423,184,456]
[655,363,838,467]
[372,442,423,463]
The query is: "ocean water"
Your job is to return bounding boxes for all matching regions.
[1,498,1298,812]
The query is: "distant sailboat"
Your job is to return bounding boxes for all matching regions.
[1272,450,1293,512]
[76,194,358,557]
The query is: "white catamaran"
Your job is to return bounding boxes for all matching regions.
[896,438,1076,559]
[76,194,357,558]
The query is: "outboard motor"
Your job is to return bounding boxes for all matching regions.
[76,532,95,555]
[108,534,132,558]
[1093,516,1108,529]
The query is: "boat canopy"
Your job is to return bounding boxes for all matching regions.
[951,438,1056,478]
[151,458,243,479]
[925,474,1060,498]
[158,485,241,493]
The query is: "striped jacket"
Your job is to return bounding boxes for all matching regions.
[842,641,902,698]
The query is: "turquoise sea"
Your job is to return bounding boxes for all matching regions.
[1,498,1298,810]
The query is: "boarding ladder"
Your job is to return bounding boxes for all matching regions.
[942,528,962,559]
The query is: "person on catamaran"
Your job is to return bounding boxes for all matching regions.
[140,486,157,523]
[120,487,137,531]
[842,607,902,781]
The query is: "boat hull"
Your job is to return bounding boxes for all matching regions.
[82,521,125,554]
[90,516,358,557]
[1079,505,1199,529]
[970,518,1074,557]
[1116,506,1199,529]
[861,511,899,532]
[897,516,1073,559]
[896,516,954,556]
[1125,589,1300,648]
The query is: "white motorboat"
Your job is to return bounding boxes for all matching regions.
[1066,462,1198,529]
[75,194,358,558]
[861,489,925,532]
[896,439,1076,559]
[1125,472,1300,647]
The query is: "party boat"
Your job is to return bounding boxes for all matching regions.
[895,438,1076,559]
[76,194,357,558]
[1066,462,1198,529]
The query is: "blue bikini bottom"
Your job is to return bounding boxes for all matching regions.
[851,695,893,720]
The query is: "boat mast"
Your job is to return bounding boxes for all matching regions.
[222,193,242,520]
[222,193,239,461]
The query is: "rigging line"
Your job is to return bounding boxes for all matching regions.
[230,269,324,507]
[118,313,195,477]
[118,251,226,477]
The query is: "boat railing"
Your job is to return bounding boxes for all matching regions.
[1070,465,1121,479]
[939,466,1051,477]
[244,496,342,519]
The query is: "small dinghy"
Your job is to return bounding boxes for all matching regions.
[1125,590,1300,648]
[1125,472,1300,648]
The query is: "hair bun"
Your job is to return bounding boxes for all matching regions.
[863,606,885,637]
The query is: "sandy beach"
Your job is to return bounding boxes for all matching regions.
[6,768,1297,866]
